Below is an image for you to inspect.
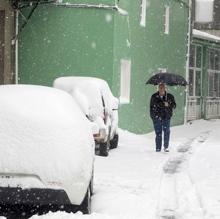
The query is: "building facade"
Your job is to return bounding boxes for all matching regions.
[187,0,220,121]
[193,0,220,35]
[13,0,189,134]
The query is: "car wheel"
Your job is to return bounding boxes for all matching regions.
[78,188,91,214]
[110,134,119,149]
[99,142,109,157]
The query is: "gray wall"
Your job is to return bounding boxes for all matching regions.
[193,0,220,30]
[0,0,15,84]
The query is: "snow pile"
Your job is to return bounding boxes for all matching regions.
[0,85,94,204]
[93,120,220,219]
[7,118,220,219]
[195,0,214,23]
[189,126,220,219]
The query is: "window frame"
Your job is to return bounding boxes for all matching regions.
[207,48,220,97]
[188,44,203,97]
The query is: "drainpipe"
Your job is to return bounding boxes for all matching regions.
[15,10,19,84]
[184,0,192,124]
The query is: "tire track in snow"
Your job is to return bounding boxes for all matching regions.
[157,172,178,219]
[156,131,211,219]
[157,138,195,219]
[175,131,210,219]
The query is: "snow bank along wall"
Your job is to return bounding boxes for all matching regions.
[18,0,188,134]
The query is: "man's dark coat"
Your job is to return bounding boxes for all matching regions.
[150,92,176,120]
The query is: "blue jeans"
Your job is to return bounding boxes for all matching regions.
[153,119,170,151]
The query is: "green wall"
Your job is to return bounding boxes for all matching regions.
[113,0,189,133]
[18,0,189,134]
[19,2,115,86]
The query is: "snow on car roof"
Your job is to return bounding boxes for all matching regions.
[54,77,104,115]
[0,84,84,124]
[0,85,94,192]
[53,76,113,98]
[54,76,116,115]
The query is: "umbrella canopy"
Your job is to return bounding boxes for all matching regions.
[146,72,187,86]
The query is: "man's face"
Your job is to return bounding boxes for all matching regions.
[158,84,166,94]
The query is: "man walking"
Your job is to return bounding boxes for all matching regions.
[150,83,176,152]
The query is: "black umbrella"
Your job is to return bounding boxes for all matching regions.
[146,72,187,86]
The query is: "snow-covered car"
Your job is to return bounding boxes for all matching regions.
[53,76,119,157]
[0,85,94,216]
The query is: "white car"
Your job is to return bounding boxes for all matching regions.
[53,77,119,157]
[0,85,94,217]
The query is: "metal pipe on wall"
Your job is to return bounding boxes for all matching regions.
[184,0,192,124]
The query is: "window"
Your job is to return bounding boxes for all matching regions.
[140,0,147,27]
[189,69,194,96]
[195,0,214,23]
[214,73,219,97]
[120,59,131,104]
[164,6,170,34]
[196,46,202,68]
[196,71,201,96]
[209,49,215,70]
[208,73,214,96]
[208,49,220,97]
[188,45,202,97]
[189,46,195,67]
[214,51,219,70]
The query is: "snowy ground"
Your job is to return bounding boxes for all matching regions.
[30,119,220,219]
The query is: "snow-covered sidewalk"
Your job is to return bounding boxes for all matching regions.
[31,120,220,219]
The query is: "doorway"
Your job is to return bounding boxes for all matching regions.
[187,44,203,121]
